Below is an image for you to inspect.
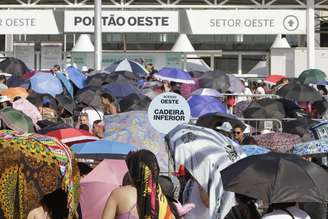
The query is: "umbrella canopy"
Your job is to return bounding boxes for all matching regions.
[45,128,99,145]
[0,57,30,77]
[71,140,134,159]
[30,72,64,97]
[243,98,285,119]
[154,67,195,84]
[241,144,271,156]
[264,75,286,85]
[198,70,230,92]
[109,70,140,81]
[313,98,328,116]
[282,118,318,138]
[85,73,115,87]
[254,132,302,152]
[0,130,80,219]
[76,86,102,108]
[196,112,246,130]
[221,152,328,203]
[13,98,42,126]
[191,88,222,97]
[56,72,74,97]
[166,124,245,219]
[119,93,151,112]
[66,66,86,89]
[227,75,245,94]
[276,98,308,118]
[104,111,169,172]
[36,120,72,134]
[80,159,127,219]
[188,95,227,118]
[0,107,34,133]
[292,138,328,156]
[1,87,28,101]
[27,92,58,110]
[101,81,142,99]
[104,58,148,78]
[298,69,327,84]
[55,94,75,115]
[6,75,30,89]
[277,82,322,102]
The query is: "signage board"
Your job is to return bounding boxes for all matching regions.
[186,10,306,34]
[148,92,191,134]
[41,43,63,71]
[14,43,35,70]
[65,10,179,33]
[0,10,59,34]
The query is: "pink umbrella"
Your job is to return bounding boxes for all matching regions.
[12,98,42,125]
[80,159,128,219]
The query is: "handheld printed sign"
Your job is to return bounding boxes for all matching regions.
[148,92,190,134]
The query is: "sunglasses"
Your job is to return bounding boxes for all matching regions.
[233,131,241,134]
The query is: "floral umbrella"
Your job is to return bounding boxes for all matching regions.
[292,138,328,156]
[0,130,80,219]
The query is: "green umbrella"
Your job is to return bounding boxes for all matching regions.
[0,107,34,133]
[298,69,326,84]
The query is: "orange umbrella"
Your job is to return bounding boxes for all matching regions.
[1,87,28,101]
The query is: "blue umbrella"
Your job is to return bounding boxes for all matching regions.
[56,72,74,97]
[315,80,328,85]
[71,140,134,159]
[30,72,63,97]
[292,138,328,156]
[104,58,148,78]
[101,82,142,99]
[241,145,271,156]
[188,95,227,118]
[154,67,195,84]
[66,66,86,89]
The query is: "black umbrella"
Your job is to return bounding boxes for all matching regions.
[0,57,30,77]
[276,98,309,118]
[313,98,328,116]
[196,112,246,130]
[110,71,139,81]
[119,93,151,112]
[243,98,285,119]
[76,86,102,108]
[27,92,58,110]
[85,73,117,87]
[55,94,75,115]
[282,118,318,138]
[36,119,72,134]
[198,70,230,92]
[277,82,322,102]
[221,152,328,203]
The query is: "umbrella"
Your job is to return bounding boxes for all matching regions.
[298,69,326,84]
[27,92,58,110]
[282,118,318,137]
[104,111,169,172]
[313,98,328,116]
[166,124,245,219]
[221,152,328,203]
[1,87,28,101]
[196,112,246,130]
[71,140,134,159]
[198,70,230,92]
[119,93,151,112]
[55,94,75,115]
[154,67,195,84]
[105,58,148,78]
[45,128,99,145]
[243,98,285,119]
[109,70,139,81]
[76,86,102,108]
[188,95,227,118]
[0,130,80,219]
[6,75,30,89]
[101,81,142,99]
[276,98,308,118]
[66,66,86,89]
[30,72,63,97]
[227,75,245,94]
[0,107,34,133]
[13,98,42,126]
[191,88,222,97]
[241,144,271,156]
[277,82,322,102]
[254,132,302,152]
[85,73,114,87]
[80,159,127,219]
[292,138,328,156]
[234,100,251,118]
[56,72,74,97]
[0,57,30,77]
[36,120,72,134]
[264,75,286,85]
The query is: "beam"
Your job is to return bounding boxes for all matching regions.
[250,0,261,6]
[307,0,315,69]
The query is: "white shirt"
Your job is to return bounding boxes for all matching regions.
[237,87,253,102]
[262,206,311,219]
[255,86,266,95]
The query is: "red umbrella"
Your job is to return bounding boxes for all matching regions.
[46,128,99,145]
[264,75,286,85]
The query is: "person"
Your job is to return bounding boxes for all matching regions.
[27,205,51,219]
[79,124,90,132]
[50,64,61,74]
[81,66,89,75]
[92,120,104,139]
[262,203,310,219]
[215,122,233,138]
[237,80,253,102]
[102,150,174,219]
[0,95,12,110]
[255,80,266,99]
[232,124,257,145]
[0,75,8,91]
[162,80,173,92]
[224,194,261,219]
[100,93,119,115]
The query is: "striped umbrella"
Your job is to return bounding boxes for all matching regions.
[104,58,148,78]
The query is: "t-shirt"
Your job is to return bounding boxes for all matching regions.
[262,207,311,219]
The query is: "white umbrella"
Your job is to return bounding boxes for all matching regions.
[191,88,222,97]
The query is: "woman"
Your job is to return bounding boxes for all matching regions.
[102,150,174,219]
[262,203,310,219]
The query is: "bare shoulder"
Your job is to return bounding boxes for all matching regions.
[111,185,136,196]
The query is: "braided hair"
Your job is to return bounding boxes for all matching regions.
[126,150,160,219]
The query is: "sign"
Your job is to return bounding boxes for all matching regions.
[148,92,190,134]
[0,10,59,34]
[14,43,35,70]
[65,10,179,33]
[186,10,306,34]
[41,43,63,71]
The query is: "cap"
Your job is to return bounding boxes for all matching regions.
[0,96,11,103]
[256,79,263,84]
[81,66,88,72]
[216,122,232,132]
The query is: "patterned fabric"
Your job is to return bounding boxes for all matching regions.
[241,144,271,156]
[0,130,80,219]
[292,138,328,156]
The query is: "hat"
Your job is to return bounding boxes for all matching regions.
[216,122,232,132]
[256,79,263,84]
[0,96,11,103]
[81,66,88,72]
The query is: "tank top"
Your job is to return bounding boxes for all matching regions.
[116,203,138,219]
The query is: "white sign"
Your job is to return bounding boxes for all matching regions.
[41,43,63,71]
[65,10,179,33]
[148,92,190,134]
[14,43,35,70]
[0,10,59,34]
[186,10,306,34]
